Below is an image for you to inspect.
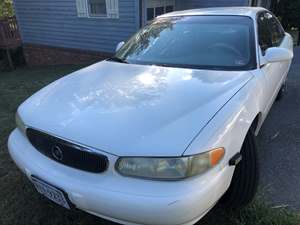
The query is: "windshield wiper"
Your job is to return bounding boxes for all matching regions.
[151,63,171,68]
[108,56,129,64]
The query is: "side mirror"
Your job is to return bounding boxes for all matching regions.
[116,41,125,52]
[263,47,293,64]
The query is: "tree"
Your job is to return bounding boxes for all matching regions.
[274,0,300,45]
[0,0,14,18]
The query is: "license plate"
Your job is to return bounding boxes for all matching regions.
[31,176,71,209]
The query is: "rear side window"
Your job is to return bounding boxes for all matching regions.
[257,12,272,53]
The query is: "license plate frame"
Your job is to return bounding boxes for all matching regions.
[31,176,73,209]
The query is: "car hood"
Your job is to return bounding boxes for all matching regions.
[19,61,253,156]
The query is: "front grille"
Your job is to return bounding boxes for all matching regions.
[26,128,108,173]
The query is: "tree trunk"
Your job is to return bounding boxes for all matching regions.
[297,28,300,46]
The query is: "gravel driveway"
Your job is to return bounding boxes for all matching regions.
[257,46,300,211]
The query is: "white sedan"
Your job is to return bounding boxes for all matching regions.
[8,7,293,225]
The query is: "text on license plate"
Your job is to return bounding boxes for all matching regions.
[31,176,70,209]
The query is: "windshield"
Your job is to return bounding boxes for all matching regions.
[115,15,256,70]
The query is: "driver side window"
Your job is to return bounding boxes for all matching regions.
[257,12,272,55]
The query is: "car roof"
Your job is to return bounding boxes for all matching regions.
[159,7,267,19]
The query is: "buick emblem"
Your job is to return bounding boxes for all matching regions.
[51,145,63,161]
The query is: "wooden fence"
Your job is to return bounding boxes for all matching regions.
[0,17,22,69]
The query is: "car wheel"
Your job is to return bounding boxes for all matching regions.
[220,129,259,208]
[276,81,287,101]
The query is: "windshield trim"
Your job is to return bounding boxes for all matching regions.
[122,59,255,71]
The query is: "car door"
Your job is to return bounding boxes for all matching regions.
[257,11,289,112]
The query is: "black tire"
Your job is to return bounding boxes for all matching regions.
[276,82,287,101]
[220,129,259,208]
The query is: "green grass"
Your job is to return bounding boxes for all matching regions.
[0,65,299,225]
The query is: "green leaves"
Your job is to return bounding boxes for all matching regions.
[0,0,14,18]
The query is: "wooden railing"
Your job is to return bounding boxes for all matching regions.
[0,16,21,49]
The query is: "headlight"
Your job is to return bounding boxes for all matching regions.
[116,148,225,180]
[15,112,27,135]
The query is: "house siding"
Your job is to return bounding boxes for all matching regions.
[14,0,140,53]
[181,0,250,9]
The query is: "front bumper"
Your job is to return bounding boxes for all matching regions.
[8,128,233,225]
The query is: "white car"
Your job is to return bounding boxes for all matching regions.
[8,7,293,225]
